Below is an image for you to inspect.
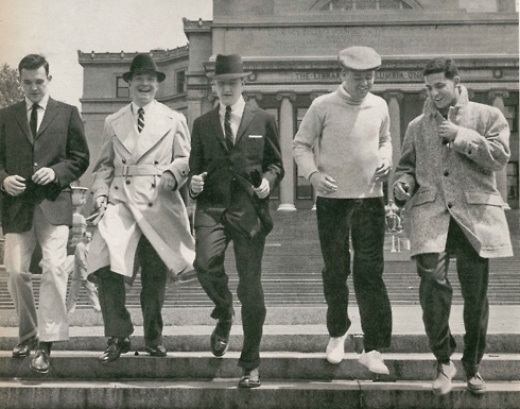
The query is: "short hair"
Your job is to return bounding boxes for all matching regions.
[18,54,50,76]
[423,57,458,79]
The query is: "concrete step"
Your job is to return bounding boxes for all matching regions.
[1,351,519,382]
[0,377,519,409]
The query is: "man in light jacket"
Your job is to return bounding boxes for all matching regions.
[394,57,512,396]
[87,54,195,363]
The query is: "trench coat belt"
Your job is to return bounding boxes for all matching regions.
[114,165,165,177]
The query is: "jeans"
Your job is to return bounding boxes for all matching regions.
[415,219,489,377]
[316,197,392,351]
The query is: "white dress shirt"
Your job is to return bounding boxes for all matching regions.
[219,96,245,143]
[25,94,50,133]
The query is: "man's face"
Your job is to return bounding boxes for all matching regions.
[214,78,244,106]
[128,72,159,106]
[342,69,375,100]
[424,72,459,111]
[20,66,51,104]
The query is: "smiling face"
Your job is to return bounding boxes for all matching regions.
[128,72,159,106]
[424,72,459,112]
[20,66,51,104]
[213,78,244,106]
[341,69,375,101]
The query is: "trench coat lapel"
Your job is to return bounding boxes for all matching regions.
[132,104,171,160]
[13,101,33,144]
[35,98,59,139]
[111,105,138,154]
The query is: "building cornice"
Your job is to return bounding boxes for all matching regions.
[78,47,189,65]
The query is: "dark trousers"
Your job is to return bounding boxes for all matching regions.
[194,219,266,371]
[316,197,392,351]
[97,235,168,347]
[415,219,489,377]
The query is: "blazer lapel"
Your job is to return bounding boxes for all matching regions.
[13,101,33,144]
[235,103,257,145]
[35,98,59,139]
[209,107,228,151]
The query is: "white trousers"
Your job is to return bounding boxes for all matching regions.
[5,205,70,342]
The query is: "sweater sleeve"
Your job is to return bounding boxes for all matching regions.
[292,101,322,179]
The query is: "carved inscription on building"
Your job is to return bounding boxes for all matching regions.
[290,70,423,83]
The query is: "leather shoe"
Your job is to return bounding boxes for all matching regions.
[12,335,38,358]
[238,367,261,389]
[210,315,234,358]
[30,349,50,374]
[145,344,167,357]
[98,337,131,363]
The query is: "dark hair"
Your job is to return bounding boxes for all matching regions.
[18,54,50,76]
[422,57,458,79]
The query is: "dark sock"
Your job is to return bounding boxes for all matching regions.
[38,341,53,354]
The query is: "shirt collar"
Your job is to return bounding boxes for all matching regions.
[25,94,50,111]
[132,100,155,115]
[219,96,245,116]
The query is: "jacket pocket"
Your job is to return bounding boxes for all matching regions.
[464,191,505,206]
[412,188,436,207]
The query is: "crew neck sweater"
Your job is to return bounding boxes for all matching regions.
[293,84,392,199]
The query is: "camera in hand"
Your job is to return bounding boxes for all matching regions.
[246,169,262,188]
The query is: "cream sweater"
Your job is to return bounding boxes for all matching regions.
[293,84,392,198]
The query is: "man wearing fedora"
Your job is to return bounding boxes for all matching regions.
[189,53,284,388]
[293,46,393,374]
[87,53,196,363]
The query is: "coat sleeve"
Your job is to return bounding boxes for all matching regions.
[166,113,191,189]
[263,113,284,190]
[292,101,321,179]
[91,118,116,200]
[393,119,418,202]
[50,106,90,187]
[452,106,510,171]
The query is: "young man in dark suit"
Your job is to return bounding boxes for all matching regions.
[0,54,89,373]
[189,54,284,388]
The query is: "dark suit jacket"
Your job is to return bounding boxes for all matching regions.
[189,101,284,237]
[0,98,89,233]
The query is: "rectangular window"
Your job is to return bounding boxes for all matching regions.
[116,76,129,98]
[176,70,186,94]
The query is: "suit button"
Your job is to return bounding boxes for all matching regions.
[444,171,449,177]
[148,203,153,207]
[154,161,159,165]
[126,180,131,185]
[447,202,453,209]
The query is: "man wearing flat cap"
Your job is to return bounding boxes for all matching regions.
[87,53,196,363]
[294,46,393,374]
[189,53,284,388]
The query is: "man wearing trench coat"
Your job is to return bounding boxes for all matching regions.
[87,54,195,362]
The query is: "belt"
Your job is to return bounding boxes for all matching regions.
[114,165,164,177]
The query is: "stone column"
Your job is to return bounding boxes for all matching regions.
[276,92,297,211]
[489,89,510,206]
[383,91,403,202]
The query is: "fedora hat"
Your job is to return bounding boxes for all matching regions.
[207,54,252,80]
[123,54,166,83]
[338,46,381,71]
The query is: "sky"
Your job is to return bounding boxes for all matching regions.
[0,0,213,107]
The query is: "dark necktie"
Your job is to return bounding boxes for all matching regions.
[224,105,233,150]
[137,107,145,133]
[30,103,39,137]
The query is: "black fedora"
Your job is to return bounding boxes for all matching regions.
[123,54,166,83]
[207,54,252,80]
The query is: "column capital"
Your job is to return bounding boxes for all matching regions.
[275,92,297,102]
[488,89,510,101]
[383,91,404,102]
[244,92,263,102]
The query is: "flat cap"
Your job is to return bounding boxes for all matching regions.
[338,46,381,71]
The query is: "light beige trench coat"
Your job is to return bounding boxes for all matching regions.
[394,85,513,259]
[87,101,195,280]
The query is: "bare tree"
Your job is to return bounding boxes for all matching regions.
[0,63,23,109]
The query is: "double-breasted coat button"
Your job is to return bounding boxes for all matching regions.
[122,159,126,164]
[444,170,450,177]
[126,180,131,185]
[148,203,153,207]
[114,186,119,190]
[447,202,453,209]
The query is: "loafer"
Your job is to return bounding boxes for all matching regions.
[12,335,38,358]
[359,350,390,375]
[432,361,456,395]
[210,315,234,358]
[325,333,347,364]
[467,372,486,395]
[30,349,50,374]
[238,368,261,389]
[98,337,131,363]
[145,344,167,357]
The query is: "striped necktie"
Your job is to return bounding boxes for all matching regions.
[224,105,233,150]
[137,107,145,133]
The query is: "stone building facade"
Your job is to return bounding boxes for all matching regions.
[79,0,519,208]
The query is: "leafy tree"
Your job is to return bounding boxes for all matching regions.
[0,63,23,109]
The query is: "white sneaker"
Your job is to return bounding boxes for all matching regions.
[326,334,347,364]
[359,350,390,375]
[432,361,456,395]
